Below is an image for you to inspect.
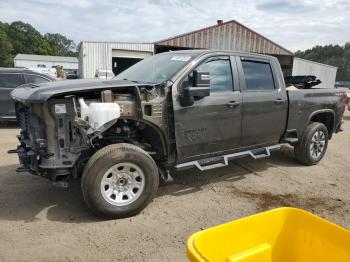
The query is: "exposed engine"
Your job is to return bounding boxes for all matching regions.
[14,84,169,182]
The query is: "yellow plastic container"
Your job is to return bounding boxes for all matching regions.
[187,207,350,262]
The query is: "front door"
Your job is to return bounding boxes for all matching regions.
[237,56,288,147]
[173,56,242,162]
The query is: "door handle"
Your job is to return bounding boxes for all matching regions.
[274,99,285,105]
[226,101,241,108]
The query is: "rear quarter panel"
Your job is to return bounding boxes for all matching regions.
[287,89,345,139]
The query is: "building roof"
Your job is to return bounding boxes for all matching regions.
[155,20,293,56]
[14,54,78,63]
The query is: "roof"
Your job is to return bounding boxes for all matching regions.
[14,54,78,63]
[81,40,153,45]
[155,20,293,56]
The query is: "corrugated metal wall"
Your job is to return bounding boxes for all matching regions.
[155,20,292,56]
[292,58,338,88]
[79,42,154,78]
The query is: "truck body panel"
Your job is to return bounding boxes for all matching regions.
[9,50,346,180]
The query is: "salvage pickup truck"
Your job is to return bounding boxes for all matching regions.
[10,50,347,218]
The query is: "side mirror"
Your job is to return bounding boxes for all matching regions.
[188,70,210,97]
[179,71,210,107]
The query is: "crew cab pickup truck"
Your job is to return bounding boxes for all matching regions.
[10,50,347,218]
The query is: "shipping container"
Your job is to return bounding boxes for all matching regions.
[292,58,337,88]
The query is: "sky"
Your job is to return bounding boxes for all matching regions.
[0,0,349,52]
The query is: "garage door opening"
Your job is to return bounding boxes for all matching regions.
[112,57,142,76]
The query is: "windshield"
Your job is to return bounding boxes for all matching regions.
[115,53,196,84]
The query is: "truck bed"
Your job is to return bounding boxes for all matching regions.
[286,88,346,139]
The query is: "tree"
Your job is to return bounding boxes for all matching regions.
[0,22,13,67]
[44,33,77,56]
[5,21,45,55]
[0,20,78,66]
[295,43,350,81]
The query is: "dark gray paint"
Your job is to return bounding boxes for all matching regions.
[11,79,147,103]
[10,50,345,177]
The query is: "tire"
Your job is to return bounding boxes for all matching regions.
[294,122,329,165]
[81,143,159,219]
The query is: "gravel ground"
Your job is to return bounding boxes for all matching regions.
[0,112,350,262]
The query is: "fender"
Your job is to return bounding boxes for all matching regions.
[307,109,335,136]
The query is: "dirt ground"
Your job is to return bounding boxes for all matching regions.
[0,112,350,262]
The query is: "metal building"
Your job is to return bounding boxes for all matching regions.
[14,54,78,70]
[154,19,294,75]
[78,41,154,78]
[78,20,337,86]
[292,58,337,88]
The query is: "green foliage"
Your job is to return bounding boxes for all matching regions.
[0,20,78,67]
[295,43,350,81]
[0,22,13,67]
[43,33,77,56]
[6,21,44,55]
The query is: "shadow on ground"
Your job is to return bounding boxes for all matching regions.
[0,146,301,223]
[0,165,101,223]
[158,145,299,197]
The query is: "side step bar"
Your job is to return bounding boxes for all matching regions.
[175,145,281,171]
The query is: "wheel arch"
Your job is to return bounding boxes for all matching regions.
[120,118,169,160]
[308,109,335,139]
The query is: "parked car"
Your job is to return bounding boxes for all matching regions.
[0,68,55,122]
[335,81,350,89]
[65,69,78,79]
[10,50,347,218]
[95,69,115,79]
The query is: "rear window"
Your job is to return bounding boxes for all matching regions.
[0,73,25,88]
[242,60,275,91]
[25,74,50,84]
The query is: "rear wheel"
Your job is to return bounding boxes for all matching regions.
[81,143,159,218]
[294,122,329,165]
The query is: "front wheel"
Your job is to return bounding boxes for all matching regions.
[81,143,159,218]
[294,122,329,165]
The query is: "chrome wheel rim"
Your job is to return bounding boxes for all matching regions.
[309,130,326,159]
[100,162,145,206]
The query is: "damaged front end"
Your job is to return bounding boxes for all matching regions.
[10,80,170,183]
[10,100,90,182]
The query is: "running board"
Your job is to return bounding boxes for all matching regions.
[175,145,281,171]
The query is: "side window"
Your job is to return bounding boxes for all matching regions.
[195,58,233,92]
[241,60,275,91]
[0,74,25,88]
[25,74,50,84]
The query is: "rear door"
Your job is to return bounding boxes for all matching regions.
[173,55,242,161]
[0,73,25,119]
[236,56,288,147]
